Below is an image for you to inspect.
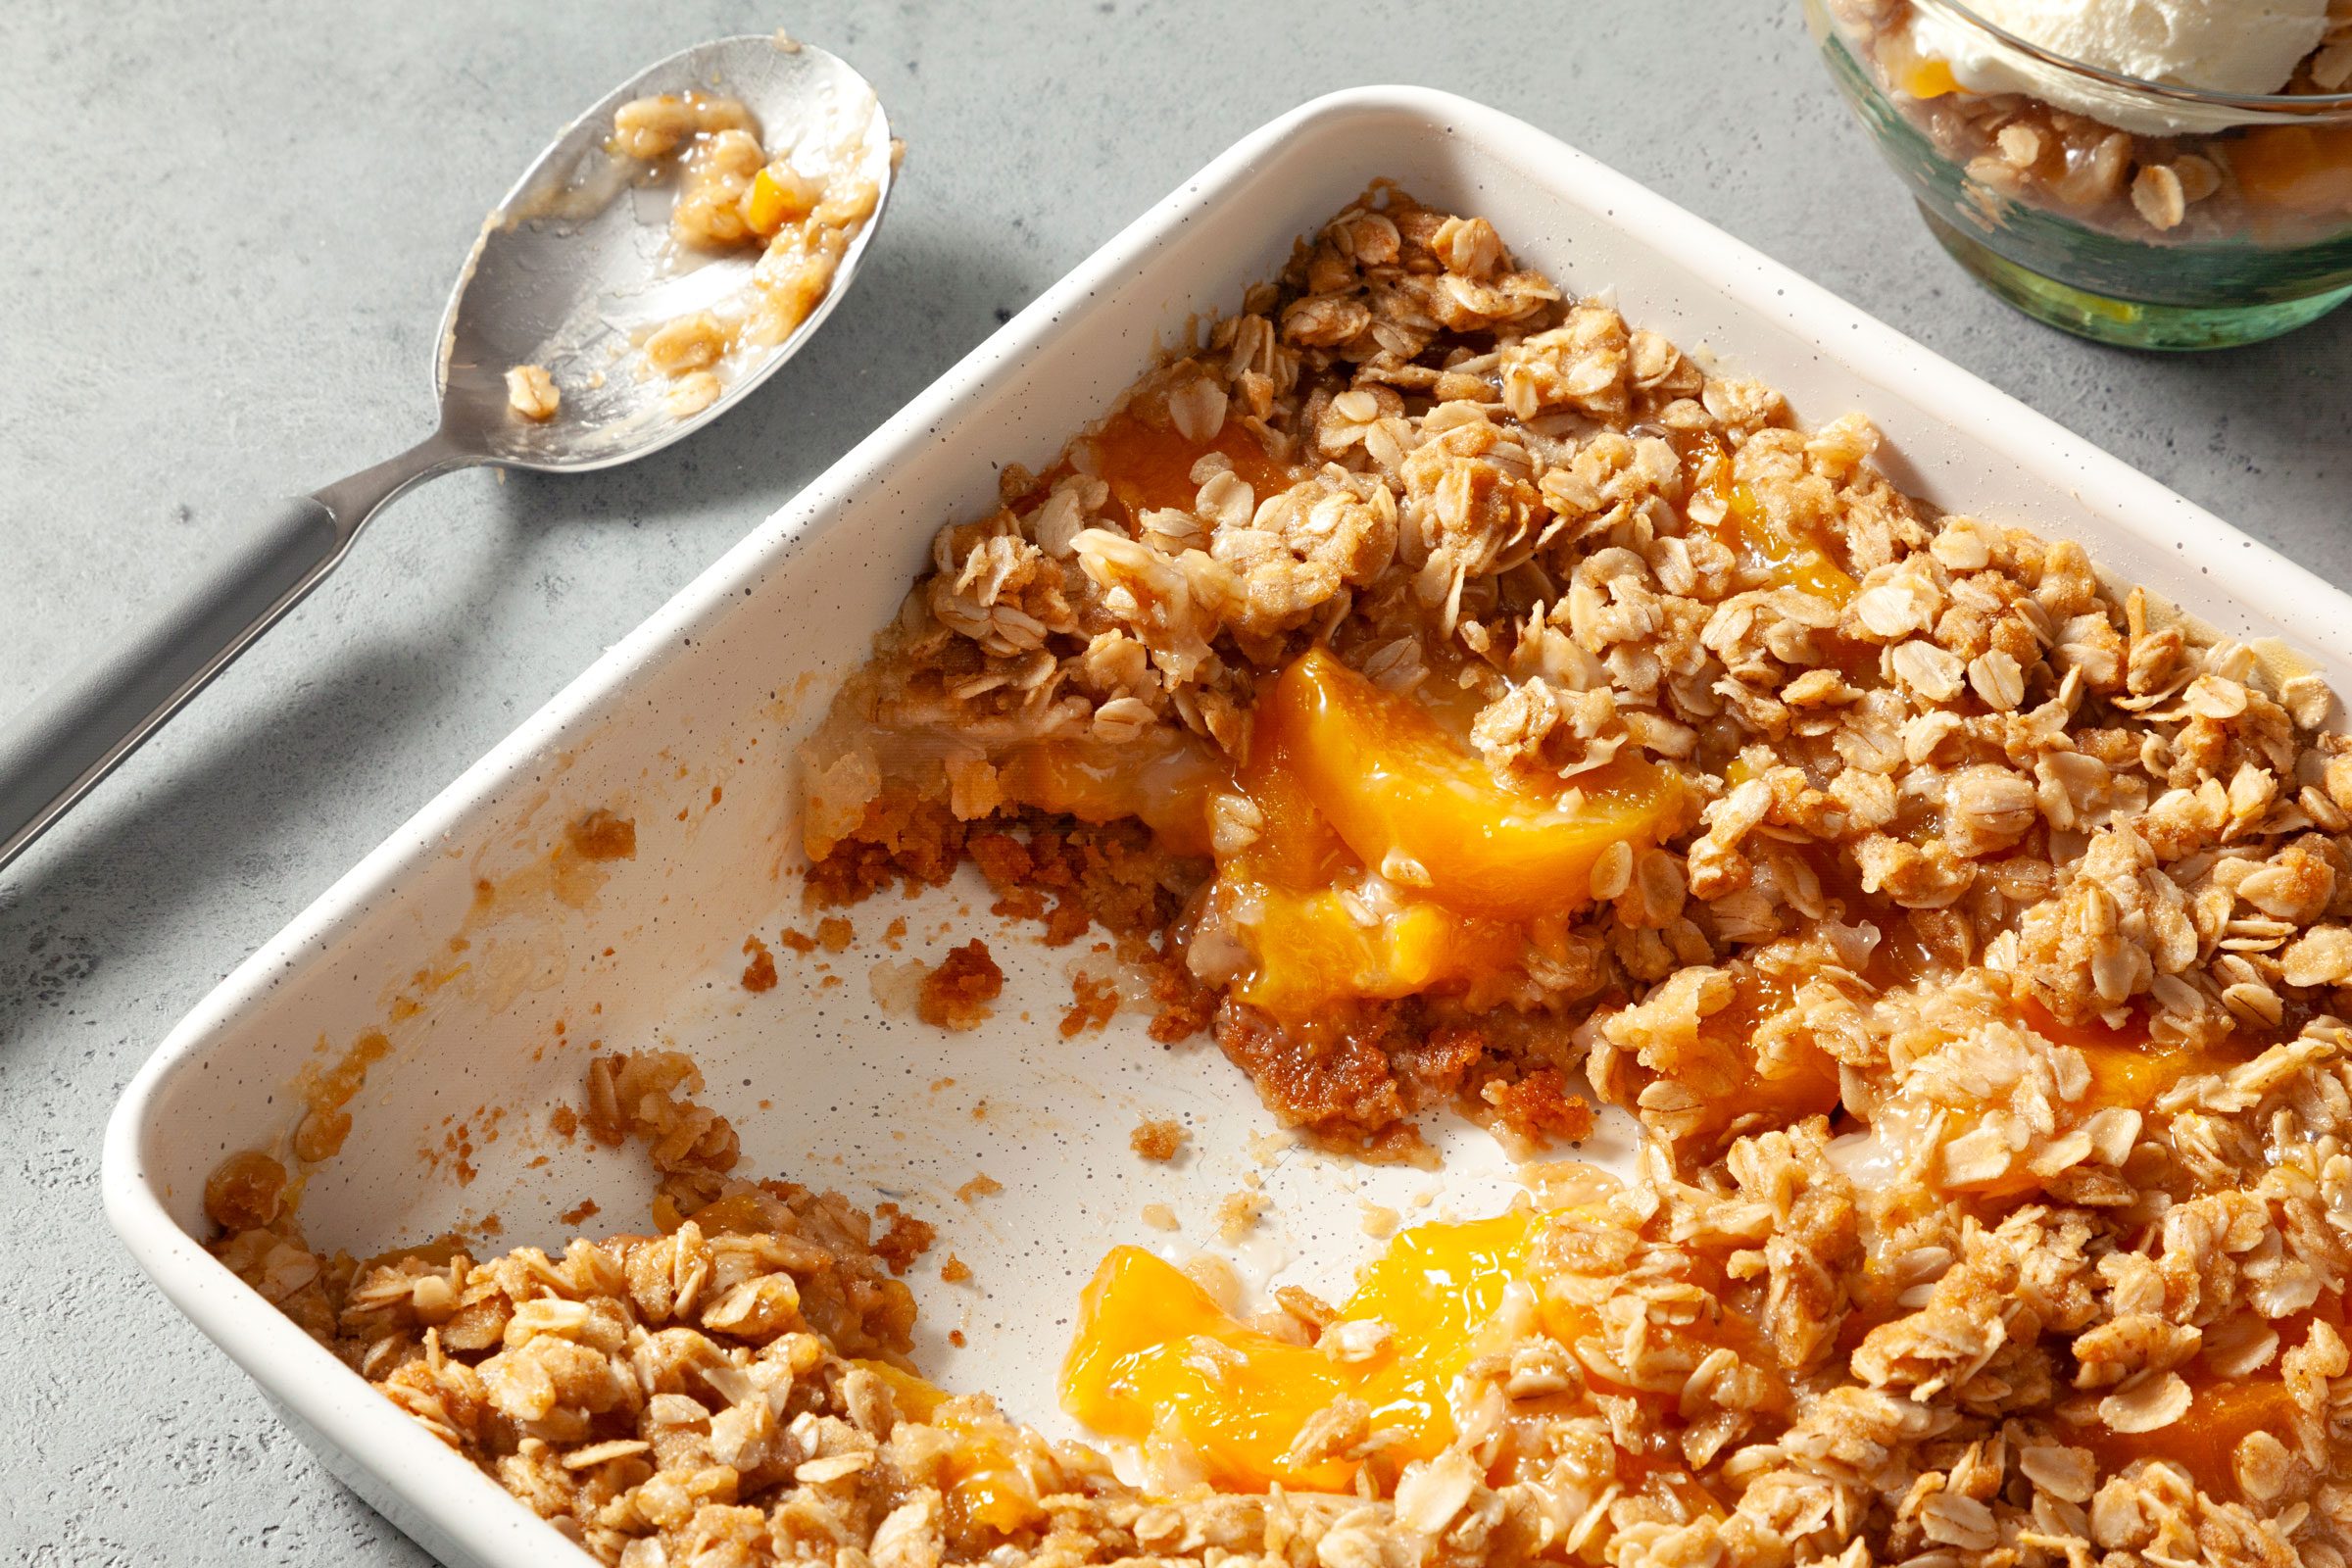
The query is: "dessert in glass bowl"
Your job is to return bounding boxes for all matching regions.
[1811,0,2352,348]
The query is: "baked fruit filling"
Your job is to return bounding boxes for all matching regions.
[208,190,2352,1567]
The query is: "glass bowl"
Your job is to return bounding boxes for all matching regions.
[1807,0,2352,349]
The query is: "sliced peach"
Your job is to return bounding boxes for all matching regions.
[1724,1054,1841,1136]
[1684,970,1842,1148]
[2079,1039,2239,1109]
[933,1406,1044,1534]
[851,1362,1041,1533]
[2010,999,2250,1111]
[1533,1215,1787,1418]
[678,1191,782,1235]
[1085,407,1299,526]
[1062,1247,1354,1493]
[1875,31,1962,100]
[1232,887,1502,1018]
[1234,684,1356,891]
[1249,649,1687,923]
[2079,1376,2299,1499]
[1900,58,1960,99]
[1685,434,1858,605]
[742,164,814,236]
[2230,126,2352,219]
[1890,1002,2256,1198]
[1224,668,1513,1015]
[855,1358,947,1420]
[995,729,1231,856]
[1572,961,1839,1155]
[1061,1211,1537,1494]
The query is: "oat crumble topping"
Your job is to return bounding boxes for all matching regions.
[785,184,2352,1559]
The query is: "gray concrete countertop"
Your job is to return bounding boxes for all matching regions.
[3,1,2347,1560]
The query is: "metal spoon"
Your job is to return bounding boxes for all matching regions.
[0,35,893,873]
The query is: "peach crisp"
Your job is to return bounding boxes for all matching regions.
[206,189,2352,1568]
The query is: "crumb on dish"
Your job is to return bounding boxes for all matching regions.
[1214,1190,1268,1243]
[739,933,777,992]
[952,1172,1002,1205]
[1059,972,1121,1037]
[917,939,1004,1030]
[870,1201,937,1276]
[504,363,560,420]
[1127,1117,1186,1162]
[563,808,636,862]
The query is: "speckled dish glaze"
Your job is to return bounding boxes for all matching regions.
[104,86,2352,1568]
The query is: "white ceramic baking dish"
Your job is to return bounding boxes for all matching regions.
[105,86,2352,1568]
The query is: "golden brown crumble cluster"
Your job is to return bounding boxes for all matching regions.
[1128,1117,1187,1162]
[916,940,1005,1031]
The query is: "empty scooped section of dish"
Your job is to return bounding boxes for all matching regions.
[619,897,1563,1432]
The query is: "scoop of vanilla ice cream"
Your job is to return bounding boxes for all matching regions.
[1968,0,2325,93]
[1905,0,2328,133]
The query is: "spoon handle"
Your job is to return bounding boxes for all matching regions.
[0,432,471,875]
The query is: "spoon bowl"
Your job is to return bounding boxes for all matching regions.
[444,35,895,469]
[0,35,893,872]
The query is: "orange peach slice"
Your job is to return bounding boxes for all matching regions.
[2012,999,2249,1111]
[1683,970,1843,1150]
[1249,648,1686,923]
[1085,407,1299,526]
[851,1362,1043,1533]
[1686,434,1858,605]
[1061,1210,1537,1494]
[2079,1377,2301,1500]
[995,729,1231,856]
[2230,126,2352,219]
[1232,887,1503,1019]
